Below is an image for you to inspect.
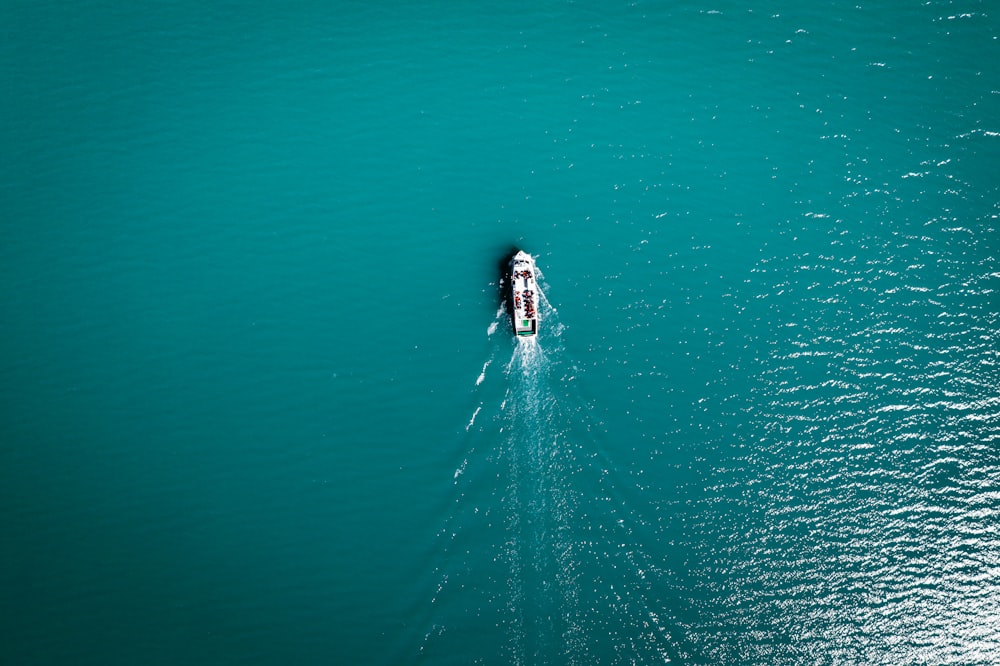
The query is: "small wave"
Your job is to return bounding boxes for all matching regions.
[465,405,481,431]
[487,307,506,337]
[476,360,491,386]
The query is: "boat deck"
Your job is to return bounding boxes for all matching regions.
[511,253,538,336]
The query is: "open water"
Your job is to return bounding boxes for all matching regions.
[2,1,998,664]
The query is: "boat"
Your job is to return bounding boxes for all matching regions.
[509,251,539,337]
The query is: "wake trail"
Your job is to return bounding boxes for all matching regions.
[426,264,680,663]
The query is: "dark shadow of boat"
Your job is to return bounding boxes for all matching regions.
[497,247,521,335]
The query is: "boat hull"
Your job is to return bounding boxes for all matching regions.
[509,251,539,337]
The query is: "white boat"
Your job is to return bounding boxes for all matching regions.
[509,251,539,337]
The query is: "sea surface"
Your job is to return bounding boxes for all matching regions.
[2,1,998,664]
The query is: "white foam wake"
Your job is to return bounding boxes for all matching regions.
[465,405,481,431]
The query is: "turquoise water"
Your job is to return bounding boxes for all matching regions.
[2,1,998,663]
